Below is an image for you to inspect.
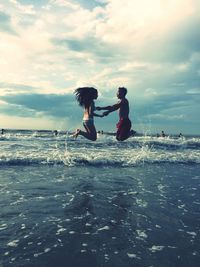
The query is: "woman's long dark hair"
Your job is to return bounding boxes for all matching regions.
[74,87,97,108]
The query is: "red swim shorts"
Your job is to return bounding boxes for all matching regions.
[116,118,132,140]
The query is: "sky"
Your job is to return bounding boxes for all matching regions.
[0,0,200,134]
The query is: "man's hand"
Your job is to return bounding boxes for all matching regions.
[103,111,109,116]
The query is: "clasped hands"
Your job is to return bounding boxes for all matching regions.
[96,107,109,117]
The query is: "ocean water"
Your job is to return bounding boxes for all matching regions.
[0,130,200,267]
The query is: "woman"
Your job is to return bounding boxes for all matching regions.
[73,87,103,141]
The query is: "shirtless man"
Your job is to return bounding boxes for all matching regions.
[96,87,135,141]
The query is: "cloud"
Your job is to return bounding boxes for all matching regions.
[0,11,16,34]
[52,36,119,62]
[0,82,39,95]
[55,0,106,10]
[0,101,36,118]
[0,93,76,118]
[139,15,200,63]
[133,91,200,127]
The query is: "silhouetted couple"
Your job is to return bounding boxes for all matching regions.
[73,87,135,141]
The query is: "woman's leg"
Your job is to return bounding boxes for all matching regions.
[74,123,97,141]
[81,123,97,141]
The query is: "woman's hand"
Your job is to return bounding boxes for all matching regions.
[103,111,109,116]
[95,107,101,111]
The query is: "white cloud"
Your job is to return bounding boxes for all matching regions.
[176,63,189,72]
[0,100,7,104]
[0,114,69,130]
[96,0,195,46]
[187,88,200,94]
[51,0,79,9]
[7,0,36,15]
[190,52,200,62]
[144,88,158,96]
[148,113,185,121]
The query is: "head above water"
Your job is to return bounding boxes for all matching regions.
[74,87,98,107]
[117,87,127,99]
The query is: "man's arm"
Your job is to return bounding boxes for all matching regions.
[101,103,121,117]
[96,102,121,112]
[96,105,109,111]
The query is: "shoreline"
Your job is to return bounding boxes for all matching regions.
[1,128,199,138]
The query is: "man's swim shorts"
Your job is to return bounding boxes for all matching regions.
[116,118,131,140]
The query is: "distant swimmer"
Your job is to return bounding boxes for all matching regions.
[73,87,103,141]
[178,133,183,138]
[1,129,4,135]
[53,130,58,136]
[161,130,166,137]
[96,87,136,141]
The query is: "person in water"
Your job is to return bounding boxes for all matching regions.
[53,130,58,136]
[96,87,135,141]
[73,87,103,141]
[161,130,166,137]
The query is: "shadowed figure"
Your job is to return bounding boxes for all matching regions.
[96,87,136,141]
[73,87,103,141]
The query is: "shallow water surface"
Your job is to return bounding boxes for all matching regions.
[0,164,200,267]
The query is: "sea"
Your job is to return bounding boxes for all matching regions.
[0,129,200,267]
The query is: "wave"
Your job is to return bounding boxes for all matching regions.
[1,147,199,166]
[1,133,200,167]
[1,135,200,150]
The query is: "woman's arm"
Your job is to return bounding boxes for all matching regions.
[92,103,104,117]
[93,112,104,117]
